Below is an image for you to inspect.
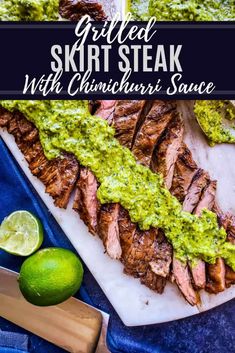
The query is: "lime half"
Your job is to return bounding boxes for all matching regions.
[0,211,43,256]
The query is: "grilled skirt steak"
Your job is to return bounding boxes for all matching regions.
[0,108,79,208]
[1,100,235,305]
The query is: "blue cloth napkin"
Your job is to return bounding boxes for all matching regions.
[0,330,28,353]
[0,137,235,353]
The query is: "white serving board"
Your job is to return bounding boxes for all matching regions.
[1,101,235,326]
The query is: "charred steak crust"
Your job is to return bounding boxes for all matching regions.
[170,143,198,202]
[151,111,184,190]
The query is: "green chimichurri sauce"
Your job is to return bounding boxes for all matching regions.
[131,0,235,21]
[194,101,235,146]
[0,0,59,21]
[1,100,235,270]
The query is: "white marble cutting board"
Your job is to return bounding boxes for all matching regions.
[1,101,235,326]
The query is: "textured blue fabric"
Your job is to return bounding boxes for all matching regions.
[0,347,28,353]
[0,137,235,353]
[0,330,28,352]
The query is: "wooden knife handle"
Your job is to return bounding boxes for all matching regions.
[0,269,103,353]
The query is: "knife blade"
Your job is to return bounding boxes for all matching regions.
[0,266,110,353]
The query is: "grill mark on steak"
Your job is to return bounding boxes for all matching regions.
[0,108,79,208]
[59,0,107,21]
[132,100,176,167]
[151,112,184,190]
[73,167,100,235]
[193,180,216,216]
[182,169,209,213]
[170,143,198,202]
[112,100,148,149]
[98,203,122,259]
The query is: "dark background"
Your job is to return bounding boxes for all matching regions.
[0,21,235,99]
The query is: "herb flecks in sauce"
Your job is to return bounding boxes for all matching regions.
[1,100,235,270]
[0,0,59,21]
[131,0,235,21]
[194,101,235,146]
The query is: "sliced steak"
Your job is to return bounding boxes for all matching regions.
[119,208,172,293]
[191,180,217,289]
[0,109,79,208]
[172,257,200,305]
[151,112,184,190]
[171,143,198,202]
[225,265,235,287]
[182,169,209,213]
[98,203,122,259]
[206,258,226,293]
[59,0,107,21]
[112,100,148,149]
[205,204,228,293]
[194,180,216,215]
[95,100,116,123]
[73,167,99,235]
[132,100,175,167]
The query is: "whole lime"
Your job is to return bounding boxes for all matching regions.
[19,248,83,306]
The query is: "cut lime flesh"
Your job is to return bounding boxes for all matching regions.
[0,211,43,256]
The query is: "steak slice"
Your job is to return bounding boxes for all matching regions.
[59,0,107,21]
[182,169,209,213]
[173,257,200,305]
[73,167,99,235]
[132,100,175,167]
[191,180,217,289]
[193,180,216,215]
[151,112,184,190]
[98,203,122,259]
[0,107,13,127]
[95,100,116,124]
[170,143,198,202]
[119,208,172,293]
[225,265,235,288]
[112,100,148,149]
[205,204,227,293]
[206,258,226,293]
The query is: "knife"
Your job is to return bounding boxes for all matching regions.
[0,267,110,353]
